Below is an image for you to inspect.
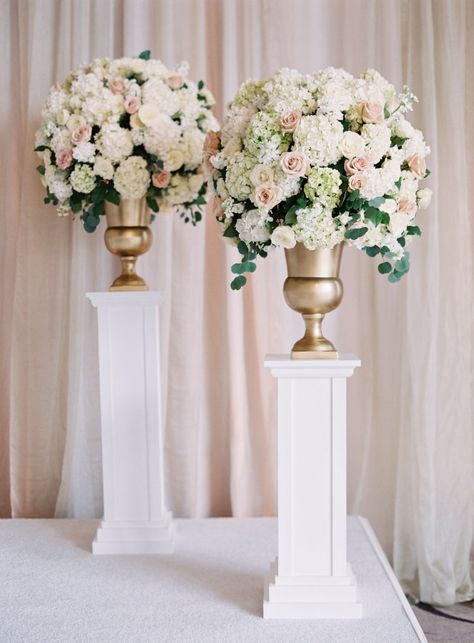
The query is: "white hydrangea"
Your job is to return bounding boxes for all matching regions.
[143,117,181,158]
[94,156,114,180]
[235,209,271,243]
[72,142,96,163]
[293,203,344,250]
[361,124,391,164]
[225,152,256,200]
[244,112,290,164]
[293,115,343,166]
[113,156,150,199]
[96,124,133,163]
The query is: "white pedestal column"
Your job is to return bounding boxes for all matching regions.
[87,292,174,554]
[263,354,362,619]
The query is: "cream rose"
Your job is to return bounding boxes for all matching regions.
[348,172,367,191]
[165,149,184,171]
[138,104,162,128]
[344,156,370,176]
[280,111,301,132]
[417,187,432,209]
[189,173,204,193]
[250,164,274,186]
[130,112,145,128]
[360,101,384,124]
[66,114,86,132]
[340,131,366,159]
[253,183,282,210]
[280,151,307,177]
[271,225,296,249]
[152,170,171,188]
[407,154,426,178]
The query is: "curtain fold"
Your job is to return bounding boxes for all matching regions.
[0,0,472,604]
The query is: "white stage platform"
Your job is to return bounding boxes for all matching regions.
[0,517,425,642]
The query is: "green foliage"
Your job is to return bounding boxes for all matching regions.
[198,80,204,90]
[364,206,384,227]
[378,261,392,274]
[146,196,159,212]
[36,164,45,175]
[34,145,48,152]
[407,225,421,236]
[365,246,380,257]
[345,226,367,240]
[384,106,390,119]
[391,135,407,148]
[105,185,120,205]
[231,275,247,290]
[138,50,151,60]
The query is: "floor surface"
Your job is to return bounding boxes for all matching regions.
[1,516,424,642]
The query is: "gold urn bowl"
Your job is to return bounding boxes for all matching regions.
[104,197,152,291]
[284,242,343,359]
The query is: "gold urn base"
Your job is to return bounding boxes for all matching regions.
[284,244,344,360]
[104,198,152,292]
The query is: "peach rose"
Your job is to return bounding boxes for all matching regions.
[398,198,417,217]
[203,130,221,176]
[167,75,184,90]
[344,156,371,176]
[124,97,140,114]
[152,170,171,189]
[348,172,367,191]
[280,151,307,177]
[280,111,301,132]
[71,124,92,145]
[360,101,384,124]
[407,154,426,179]
[253,183,282,210]
[210,194,224,218]
[109,77,126,94]
[56,148,73,170]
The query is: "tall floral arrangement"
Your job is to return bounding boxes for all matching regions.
[206,68,431,289]
[35,51,218,231]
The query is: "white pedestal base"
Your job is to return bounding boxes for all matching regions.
[263,559,362,619]
[264,354,362,619]
[92,512,175,555]
[87,292,174,555]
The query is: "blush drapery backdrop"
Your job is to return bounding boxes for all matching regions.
[1,0,473,605]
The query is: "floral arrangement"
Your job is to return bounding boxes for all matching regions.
[206,67,431,289]
[35,51,218,231]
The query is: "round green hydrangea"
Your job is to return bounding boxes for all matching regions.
[304,167,341,209]
[69,164,96,194]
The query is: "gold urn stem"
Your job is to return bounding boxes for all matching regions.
[283,243,343,360]
[110,256,143,291]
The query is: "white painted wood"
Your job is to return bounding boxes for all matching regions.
[263,354,362,618]
[87,291,174,554]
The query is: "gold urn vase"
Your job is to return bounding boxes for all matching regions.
[104,197,152,291]
[284,242,343,359]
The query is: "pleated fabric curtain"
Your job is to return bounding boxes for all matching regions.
[0,0,472,605]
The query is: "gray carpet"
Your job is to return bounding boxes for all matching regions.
[0,517,423,642]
